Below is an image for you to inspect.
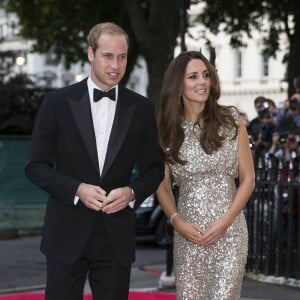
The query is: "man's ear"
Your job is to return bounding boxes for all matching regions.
[87,47,94,63]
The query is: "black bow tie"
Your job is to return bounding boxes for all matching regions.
[93,88,116,102]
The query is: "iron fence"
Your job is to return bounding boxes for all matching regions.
[245,156,300,280]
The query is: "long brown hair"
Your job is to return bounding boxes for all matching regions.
[156,51,238,164]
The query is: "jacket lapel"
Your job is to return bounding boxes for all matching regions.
[101,88,136,178]
[68,85,100,175]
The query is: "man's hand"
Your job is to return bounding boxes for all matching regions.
[101,186,133,214]
[76,183,107,211]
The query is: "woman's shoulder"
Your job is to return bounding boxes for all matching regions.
[231,107,240,125]
[219,105,239,121]
[228,106,239,118]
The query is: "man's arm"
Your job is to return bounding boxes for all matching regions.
[25,95,81,205]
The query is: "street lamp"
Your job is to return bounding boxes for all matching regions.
[16,55,25,66]
[75,73,84,82]
[15,54,26,73]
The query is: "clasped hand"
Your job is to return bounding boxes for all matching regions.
[76,183,132,214]
[174,217,230,246]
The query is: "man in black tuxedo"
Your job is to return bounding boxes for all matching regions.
[25,22,164,300]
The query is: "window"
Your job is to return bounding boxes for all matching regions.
[262,53,269,77]
[0,21,18,39]
[235,50,242,78]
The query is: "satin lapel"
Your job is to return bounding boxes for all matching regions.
[101,92,136,178]
[68,92,100,175]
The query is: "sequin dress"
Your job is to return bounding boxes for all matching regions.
[171,113,248,300]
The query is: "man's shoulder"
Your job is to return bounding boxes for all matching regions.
[291,93,300,101]
[119,85,150,104]
[46,79,87,100]
[249,117,260,125]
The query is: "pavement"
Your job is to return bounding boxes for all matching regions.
[0,235,300,299]
[132,267,300,300]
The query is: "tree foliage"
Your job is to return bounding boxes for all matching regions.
[4,0,299,102]
[6,0,120,67]
[5,0,180,101]
[194,0,300,96]
[0,74,51,134]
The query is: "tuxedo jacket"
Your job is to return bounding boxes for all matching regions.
[25,79,164,266]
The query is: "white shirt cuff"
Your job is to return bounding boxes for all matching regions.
[74,195,79,205]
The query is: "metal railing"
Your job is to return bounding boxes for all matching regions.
[245,156,300,280]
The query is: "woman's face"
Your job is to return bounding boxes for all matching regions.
[182,59,211,106]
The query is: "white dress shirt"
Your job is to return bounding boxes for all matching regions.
[87,77,118,174]
[74,77,118,204]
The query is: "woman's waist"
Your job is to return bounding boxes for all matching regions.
[174,171,235,185]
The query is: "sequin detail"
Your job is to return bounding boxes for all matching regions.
[171,110,248,300]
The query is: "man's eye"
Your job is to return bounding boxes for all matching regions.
[103,54,112,59]
[118,55,127,60]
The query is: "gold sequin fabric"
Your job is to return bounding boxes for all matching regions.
[170,111,248,300]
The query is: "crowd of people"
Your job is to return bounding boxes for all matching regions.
[245,78,300,171]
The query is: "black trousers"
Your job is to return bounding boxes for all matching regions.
[45,215,131,300]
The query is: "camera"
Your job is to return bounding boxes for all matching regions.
[258,101,272,119]
[289,97,299,111]
[279,134,287,144]
[248,135,255,149]
[279,133,299,144]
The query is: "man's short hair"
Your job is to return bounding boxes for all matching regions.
[87,22,129,52]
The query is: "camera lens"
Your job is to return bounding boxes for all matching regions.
[279,132,289,143]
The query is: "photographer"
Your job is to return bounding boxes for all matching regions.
[291,76,300,102]
[288,97,300,128]
[267,132,300,163]
[275,97,300,133]
[248,96,266,141]
[250,99,277,164]
[259,100,276,143]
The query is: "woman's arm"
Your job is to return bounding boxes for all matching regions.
[224,115,256,224]
[156,164,177,219]
[156,164,205,244]
[201,116,255,246]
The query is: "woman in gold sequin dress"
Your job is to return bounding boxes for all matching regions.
[156,51,255,300]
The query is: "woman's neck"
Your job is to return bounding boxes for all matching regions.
[184,105,205,123]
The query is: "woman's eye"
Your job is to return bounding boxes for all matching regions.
[203,71,210,78]
[188,74,197,79]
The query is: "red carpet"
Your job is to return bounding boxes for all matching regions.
[0,292,176,300]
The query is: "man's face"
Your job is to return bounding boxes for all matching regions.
[88,33,128,90]
[255,102,263,113]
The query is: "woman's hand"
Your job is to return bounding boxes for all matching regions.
[173,217,205,244]
[200,217,231,246]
